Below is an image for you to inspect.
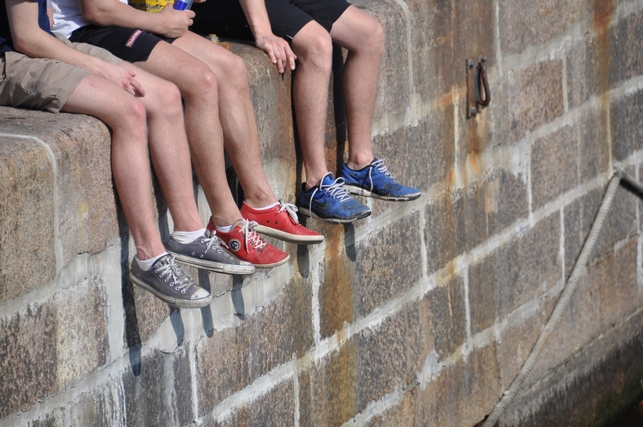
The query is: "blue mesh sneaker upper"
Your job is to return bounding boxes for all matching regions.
[341,158,421,201]
[298,173,371,223]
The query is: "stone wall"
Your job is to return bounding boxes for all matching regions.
[2,0,643,425]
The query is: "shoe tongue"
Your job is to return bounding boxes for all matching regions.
[321,173,335,187]
[151,254,171,268]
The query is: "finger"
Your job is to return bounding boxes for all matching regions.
[186,10,195,18]
[284,44,297,70]
[188,19,193,26]
[130,78,145,97]
[267,49,278,65]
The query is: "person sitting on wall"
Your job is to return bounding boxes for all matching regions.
[49,0,325,270]
[0,0,262,308]
[189,0,422,224]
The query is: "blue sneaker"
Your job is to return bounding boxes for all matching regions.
[341,158,421,201]
[298,173,371,223]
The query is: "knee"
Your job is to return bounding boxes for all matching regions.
[183,64,220,105]
[120,99,147,135]
[155,80,184,116]
[356,18,385,57]
[368,20,385,56]
[296,30,333,73]
[108,98,148,144]
[229,55,249,87]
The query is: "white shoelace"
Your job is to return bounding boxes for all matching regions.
[308,172,351,214]
[278,200,300,224]
[154,256,192,294]
[367,158,393,193]
[202,233,225,255]
[240,219,267,253]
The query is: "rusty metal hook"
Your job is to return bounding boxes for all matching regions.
[478,62,491,107]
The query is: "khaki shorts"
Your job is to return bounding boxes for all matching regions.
[0,34,121,113]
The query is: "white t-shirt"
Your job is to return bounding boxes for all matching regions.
[50,0,87,38]
[51,0,128,38]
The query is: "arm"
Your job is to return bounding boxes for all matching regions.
[7,0,144,95]
[79,0,193,38]
[238,0,296,72]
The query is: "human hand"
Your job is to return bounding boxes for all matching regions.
[157,4,194,38]
[255,33,296,73]
[98,62,145,96]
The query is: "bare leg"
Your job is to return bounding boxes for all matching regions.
[330,6,384,170]
[290,21,334,188]
[120,63,203,233]
[62,73,164,260]
[173,32,278,209]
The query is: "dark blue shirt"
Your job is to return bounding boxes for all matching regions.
[1,0,55,54]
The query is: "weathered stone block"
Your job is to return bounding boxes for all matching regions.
[611,88,643,162]
[16,110,119,266]
[364,388,418,427]
[424,191,468,274]
[596,238,639,329]
[415,343,502,426]
[425,168,528,273]
[0,304,57,417]
[407,0,495,102]
[609,9,643,89]
[590,184,637,262]
[196,276,313,413]
[531,124,579,209]
[496,308,547,391]
[28,408,66,427]
[0,135,56,302]
[469,213,561,334]
[204,380,295,427]
[456,92,494,165]
[484,169,530,236]
[493,59,564,145]
[579,107,610,182]
[354,213,423,318]
[70,386,126,427]
[298,341,358,427]
[54,277,109,388]
[423,276,468,359]
[123,347,193,427]
[566,33,609,109]
[498,0,586,55]
[564,188,603,278]
[318,226,356,339]
[354,301,424,411]
[371,107,455,197]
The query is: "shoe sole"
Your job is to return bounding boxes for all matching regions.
[253,224,325,245]
[168,251,256,275]
[129,272,214,309]
[298,207,372,224]
[343,184,422,201]
[220,247,291,269]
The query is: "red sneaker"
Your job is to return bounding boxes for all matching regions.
[207,218,290,268]
[240,201,324,244]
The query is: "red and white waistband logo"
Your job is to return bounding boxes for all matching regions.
[125,30,143,48]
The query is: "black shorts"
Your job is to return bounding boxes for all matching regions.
[191,0,350,41]
[69,25,175,63]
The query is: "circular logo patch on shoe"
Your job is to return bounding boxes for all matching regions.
[229,239,241,252]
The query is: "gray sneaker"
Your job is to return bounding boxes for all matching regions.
[129,254,213,309]
[166,233,255,275]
